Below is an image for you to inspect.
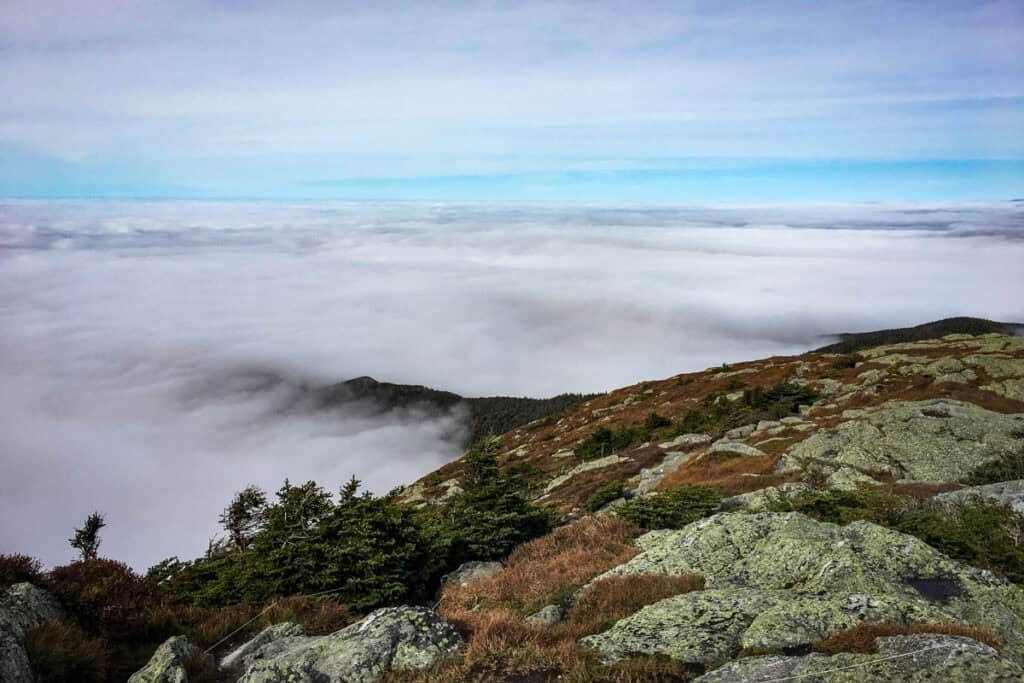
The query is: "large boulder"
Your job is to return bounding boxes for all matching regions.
[695,634,1024,682]
[779,399,1024,482]
[221,622,306,671]
[0,583,64,683]
[582,589,948,664]
[238,606,463,683]
[581,512,1024,666]
[128,636,198,683]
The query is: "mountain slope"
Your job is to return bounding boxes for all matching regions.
[815,316,1022,354]
[314,375,596,445]
[404,330,1024,510]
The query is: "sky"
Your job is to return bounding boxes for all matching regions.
[2,200,1023,569]
[1,0,1022,200]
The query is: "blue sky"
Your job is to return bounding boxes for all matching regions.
[1,1,1022,200]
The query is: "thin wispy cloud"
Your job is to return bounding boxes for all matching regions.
[0,1,1021,198]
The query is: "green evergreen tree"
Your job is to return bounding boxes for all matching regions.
[69,512,106,561]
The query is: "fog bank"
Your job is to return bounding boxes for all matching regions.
[1,200,1022,569]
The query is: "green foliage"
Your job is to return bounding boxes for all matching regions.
[830,353,864,370]
[24,622,110,683]
[584,481,626,512]
[616,486,721,530]
[575,414,676,461]
[965,449,1024,486]
[575,425,643,461]
[159,436,552,613]
[675,382,819,436]
[767,485,1024,583]
[69,511,106,561]
[219,485,267,551]
[0,553,43,589]
[428,436,554,569]
[643,412,672,431]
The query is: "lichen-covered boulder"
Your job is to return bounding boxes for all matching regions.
[128,636,197,683]
[695,634,1024,682]
[238,606,463,683]
[441,561,503,589]
[0,583,64,683]
[581,589,950,664]
[937,480,1024,513]
[780,399,1024,482]
[221,622,306,670]
[585,512,1024,665]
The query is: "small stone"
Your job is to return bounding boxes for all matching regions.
[525,604,564,626]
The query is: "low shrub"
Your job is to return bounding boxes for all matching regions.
[575,426,644,461]
[767,485,1024,583]
[616,486,721,530]
[675,383,819,437]
[643,413,672,431]
[0,553,43,589]
[813,622,1000,655]
[24,622,110,683]
[46,559,164,643]
[965,450,1024,486]
[584,481,626,512]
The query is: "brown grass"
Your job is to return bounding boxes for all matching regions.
[427,516,706,681]
[147,595,353,651]
[400,573,704,682]
[656,452,800,496]
[889,482,963,501]
[565,575,705,636]
[813,622,1001,655]
[441,515,642,617]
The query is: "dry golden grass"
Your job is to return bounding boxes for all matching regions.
[813,622,1001,655]
[441,515,642,617]
[396,573,704,682]
[146,595,352,651]
[423,516,705,682]
[889,482,963,501]
[656,452,799,496]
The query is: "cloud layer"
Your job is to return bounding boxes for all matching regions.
[1,200,1023,569]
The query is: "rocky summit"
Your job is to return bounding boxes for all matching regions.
[8,328,1024,682]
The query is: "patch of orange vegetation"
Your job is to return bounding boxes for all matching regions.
[888,481,963,500]
[656,451,799,496]
[813,622,1001,655]
[425,516,705,682]
[441,515,641,617]
[422,573,703,683]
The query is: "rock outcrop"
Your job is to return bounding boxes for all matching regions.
[582,512,1024,666]
[128,636,198,683]
[221,622,306,671]
[936,480,1024,513]
[696,634,1024,682]
[780,399,1024,482]
[238,606,463,683]
[0,583,64,683]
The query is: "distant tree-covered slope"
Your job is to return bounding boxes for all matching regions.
[315,376,597,445]
[815,316,1022,354]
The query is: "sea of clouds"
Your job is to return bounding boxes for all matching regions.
[1,200,1022,570]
